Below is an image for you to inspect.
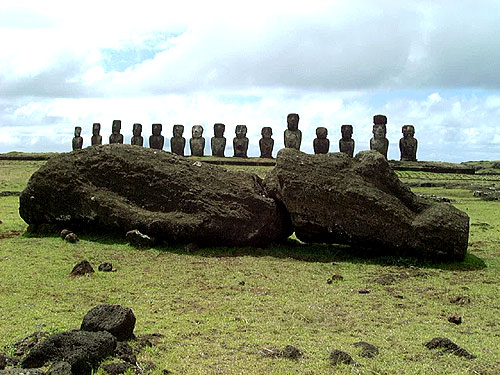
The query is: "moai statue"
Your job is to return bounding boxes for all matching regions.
[399,125,418,161]
[313,127,329,154]
[72,126,83,150]
[339,124,355,157]
[91,123,102,146]
[109,120,124,144]
[131,123,143,146]
[171,124,186,156]
[233,125,249,158]
[369,114,389,159]
[211,123,226,157]
[149,123,164,150]
[284,113,302,150]
[190,125,205,156]
[259,127,274,158]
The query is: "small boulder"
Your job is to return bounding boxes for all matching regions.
[21,330,117,375]
[447,314,462,325]
[60,229,72,239]
[70,260,94,277]
[98,262,114,272]
[64,233,79,243]
[125,230,154,248]
[424,337,475,359]
[81,304,136,341]
[329,349,357,365]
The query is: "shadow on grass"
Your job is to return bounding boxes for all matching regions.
[22,230,486,271]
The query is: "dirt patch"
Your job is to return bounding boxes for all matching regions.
[260,345,303,360]
[353,341,379,358]
[372,268,431,285]
[0,231,22,240]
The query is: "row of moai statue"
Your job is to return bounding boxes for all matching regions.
[72,115,418,161]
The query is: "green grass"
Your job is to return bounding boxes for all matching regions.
[0,161,499,374]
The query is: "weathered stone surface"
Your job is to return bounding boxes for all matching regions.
[263,148,469,260]
[424,337,476,359]
[19,144,291,246]
[0,369,44,375]
[21,330,117,375]
[101,361,133,375]
[70,260,94,277]
[125,229,154,248]
[114,342,136,364]
[329,349,356,366]
[46,361,72,375]
[0,354,5,370]
[81,304,136,341]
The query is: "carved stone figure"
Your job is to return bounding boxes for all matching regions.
[109,120,123,144]
[91,123,102,146]
[339,124,355,157]
[190,125,205,156]
[313,127,329,154]
[399,125,418,161]
[284,113,302,150]
[233,125,249,158]
[131,123,143,146]
[149,123,164,150]
[369,115,388,159]
[171,125,186,156]
[211,123,226,157]
[72,127,83,150]
[259,127,274,158]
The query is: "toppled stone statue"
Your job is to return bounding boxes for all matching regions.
[72,127,83,150]
[284,113,302,150]
[263,148,469,260]
[313,127,329,154]
[149,123,164,150]
[130,123,143,146]
[91,123,102,146]
[259,127,274,158]
[233,125,249,158]
[400,125,418,161]
[170,124,185,156]
[109,120,123,144]
[339,124,355,157]
[211,123,226,157]
[370,115,388,159]
[20,144,291,246]
[190,125,205,156]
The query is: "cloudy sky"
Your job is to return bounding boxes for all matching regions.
[0,0,499,162]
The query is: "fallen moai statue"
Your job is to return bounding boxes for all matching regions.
[263,148,469,260]
[19,145,469,260]
[19,144,292,246]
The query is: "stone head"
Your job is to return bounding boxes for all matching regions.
[152,123,162,136]
[316,127,328,139]
[402,125,415,138]
[133,123,142,136]
[112,120,121,134]
[373,124,386,139]
[287,113,300,131]
[214,123,225,138]
[261,127,272,138]
[92,123,101,135]
[74,126,82,137]
[235,125,247,138]
[373,114,387,126]
[192,125,203,138]
[173,124,184,137]
[341,124,353,139]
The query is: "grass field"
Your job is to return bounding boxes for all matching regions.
[0,159,499,375]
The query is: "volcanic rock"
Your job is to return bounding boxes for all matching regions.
[329,349,356,365]
[46,361,72,375]
[21,330,116,375]
[19,144,291,246]
[81,304,136,341]
[70,260,94,277]
[263,149,469,260]
[125,229,154,248]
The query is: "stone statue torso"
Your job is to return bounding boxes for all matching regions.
[131,136,143,146]
[109,134,123,144]
[149,135,164,150]
[211,137,226,157]
[233,137,249,158]
[171,137,186,156]
[259,138,274,158]
[313,138,329,154]
[72,137,83,150]
[339,139,355,157]
[400,138,417,161]
[370,137,389,159]
[284,129,302,150]
[190,138,205,156]
[91,135,102,146]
